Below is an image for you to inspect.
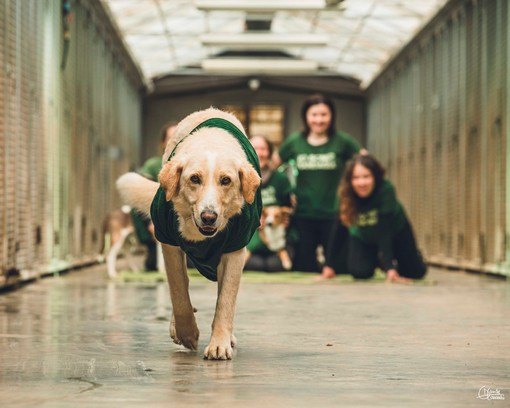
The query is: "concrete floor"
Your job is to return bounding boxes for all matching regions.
[0,262,509,408]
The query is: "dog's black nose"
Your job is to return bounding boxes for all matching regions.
[201,211,217,226]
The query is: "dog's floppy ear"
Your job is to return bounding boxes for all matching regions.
[158,161,182,201]
[239,163,261,204]
[281,206,294,216]
[281,206,293,225]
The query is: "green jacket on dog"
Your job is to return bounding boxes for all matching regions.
[150,118,262,281]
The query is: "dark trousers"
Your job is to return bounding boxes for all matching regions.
[144,241,157,271]
[324,220,349,274]
[347,221,427,279]
[291,217,335,272]
[132,210,157,271]
[244,254,285,272]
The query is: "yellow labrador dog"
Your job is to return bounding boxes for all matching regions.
[117,108,261,360]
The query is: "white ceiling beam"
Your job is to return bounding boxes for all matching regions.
[196,0,330,12]
[200,33,329,49]
[201,58,319,74]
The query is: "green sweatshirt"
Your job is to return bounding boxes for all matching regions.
[278,130,360,219]
[349,179,407,271]
[139,156,162,181]
[260,169,293,207]
[150,118,262,281]
[132,156,162,245]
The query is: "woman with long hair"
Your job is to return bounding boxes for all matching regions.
[327,154,427,282]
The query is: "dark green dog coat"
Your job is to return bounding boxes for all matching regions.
[150,118,262,281]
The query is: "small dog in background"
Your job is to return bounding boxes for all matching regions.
[247,205,293,270]
[100,205,137,278]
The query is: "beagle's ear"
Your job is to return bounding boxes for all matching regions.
[158,161,182,201]
[239,163,261,204]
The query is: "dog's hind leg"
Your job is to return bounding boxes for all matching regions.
[162,243,199,351]
[204,247,244,360]
[106,228,130,278]
[122,228,139,272]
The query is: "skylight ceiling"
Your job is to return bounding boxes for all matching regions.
[101,0,448,88]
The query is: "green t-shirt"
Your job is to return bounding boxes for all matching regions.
[260,170,293,207]
[139,156,163,181]
[349,179,408,270]
[246,229,271,255]
[278,131,360,219]
[150,118,262,281]
[131,156,163,245]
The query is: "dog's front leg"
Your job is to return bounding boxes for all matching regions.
[278,249,292,271]
[162,243,199,351]
[204,247,244,360]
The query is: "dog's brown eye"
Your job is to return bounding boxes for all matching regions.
[190,175,201,184]
[220,176,231,186]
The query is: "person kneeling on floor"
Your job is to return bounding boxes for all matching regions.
[244,135,295,272]
[321,154,427,283]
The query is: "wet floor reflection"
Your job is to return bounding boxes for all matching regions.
[0,265,509,407]
[0,272,171,386]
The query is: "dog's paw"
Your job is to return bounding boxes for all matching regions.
[282,259,292,271]
[170,310,200,351]
[279,251,292,271]
[204,332,235,360]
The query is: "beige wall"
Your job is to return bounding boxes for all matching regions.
[142,86,365,162]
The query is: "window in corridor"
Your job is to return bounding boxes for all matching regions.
[219,104,285,147]
[249,105,284,147]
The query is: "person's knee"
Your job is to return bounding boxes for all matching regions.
[292,253,320,272]
[348,265,375,280]
[244,255,266,271]
[265,255,284,272]
[414,263,428,279]
[398,260,428,279]
[292,260,320,272]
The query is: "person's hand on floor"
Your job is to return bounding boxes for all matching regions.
[386,269,413,284]
[316,265,337,280]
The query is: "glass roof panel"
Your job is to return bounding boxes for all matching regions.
[101,0,449,87]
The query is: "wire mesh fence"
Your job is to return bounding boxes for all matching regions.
[367,0,509,276]
[0,0,143,287]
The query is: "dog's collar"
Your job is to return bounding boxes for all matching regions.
[167,117,261,175]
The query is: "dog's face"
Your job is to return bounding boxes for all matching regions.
[259,206,293,252]
[262,206,293,228]
[159,132,260,242]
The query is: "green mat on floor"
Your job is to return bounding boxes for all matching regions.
[116,269,435,284]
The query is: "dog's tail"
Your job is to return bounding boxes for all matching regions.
[116,172,159,217]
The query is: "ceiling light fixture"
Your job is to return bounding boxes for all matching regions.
[196,0,332,12]
[201,58,319,74]
[248,78,260,91]
[200,33,329,49]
